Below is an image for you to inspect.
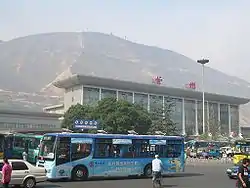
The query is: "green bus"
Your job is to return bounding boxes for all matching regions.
[12,133,43,164]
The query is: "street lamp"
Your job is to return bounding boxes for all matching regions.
[197,59,209,134]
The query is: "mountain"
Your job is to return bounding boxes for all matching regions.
[0,32,250,125]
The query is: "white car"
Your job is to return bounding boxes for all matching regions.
[0,159,47,188]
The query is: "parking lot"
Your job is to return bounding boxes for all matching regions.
[34,161,234,188]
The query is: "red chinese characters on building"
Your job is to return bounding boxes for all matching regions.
[152,76,163,85]
[185,82,196,90]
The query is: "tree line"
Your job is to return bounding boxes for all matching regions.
[62,97,178,135]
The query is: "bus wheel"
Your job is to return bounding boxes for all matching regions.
[144,164,152,177]
[72,166,88,181]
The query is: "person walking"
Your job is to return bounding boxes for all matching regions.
[152,154,163,186]
[22,149,28,161]
[1,157,12,188]
[237,158,250,188]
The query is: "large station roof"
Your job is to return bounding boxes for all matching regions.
[54,74,250,105]
[0,109,62,118]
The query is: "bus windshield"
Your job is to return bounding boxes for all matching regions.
[29,137,41,149]
[39,135,56,160]
[0,135,4,152]
[195,141,208,148]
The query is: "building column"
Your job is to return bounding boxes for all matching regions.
[182,98,186,135]
[238,106,241,136]
[195,100,198,135]
[218,103,221,132]
[132,92,135,103]
[116,90,119,101]
[80,85,84,105]
[228,104,231,136]
[147,94,150,112]
[162,96,165,118]
[99,88,102,100]
[207,101,209,132]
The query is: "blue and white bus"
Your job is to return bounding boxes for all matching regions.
[37,133,185,180]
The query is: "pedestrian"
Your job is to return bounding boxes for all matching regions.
[22,149,28,161]
[237,158,250,188]
[222,151,227,163]
[1,157,12,188]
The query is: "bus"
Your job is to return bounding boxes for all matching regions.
[0,131,14,159]
[12,133,42,163]
[232,140,250,164]
[185,140,209,157]
[37,133,185,180]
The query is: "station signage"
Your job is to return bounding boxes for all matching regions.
[74,119,98,129]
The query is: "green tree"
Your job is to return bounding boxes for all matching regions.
[62,103,93,129]
[92,98,152,134]
[199,133,211,140]
[207,108,221,140]
[149,97,177,135]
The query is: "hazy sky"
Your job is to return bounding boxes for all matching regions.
[1,0,250,81]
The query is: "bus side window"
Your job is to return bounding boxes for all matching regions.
[71,143,92,161]
[14,137,24,148]
[94,139,113,158]
[166,144,182,158]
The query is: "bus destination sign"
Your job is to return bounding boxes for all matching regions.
[74,119,98,129]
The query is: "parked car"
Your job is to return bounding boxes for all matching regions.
[226,166,240,179]
[220,146,233,157]
[0,159,47,188]
[207,147,220,159]
[226,160,250,179]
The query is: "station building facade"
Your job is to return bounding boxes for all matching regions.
[53,75,250,136]
[0,109,62,132]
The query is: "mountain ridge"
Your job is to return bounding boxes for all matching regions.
[0,32,249,125]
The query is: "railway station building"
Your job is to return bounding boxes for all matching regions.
[52,74,250,136]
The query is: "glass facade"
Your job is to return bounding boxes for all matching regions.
[134,93,148,109]
[118,91,133,103]
[197,101,208,134]
[101,89,117,99]
[208,102,219,133]
[184,100,196,135]
[83,87,100,105]
[168,98,183,134]
[150,95,163,113]
[220,104,229,136]
[230,105,239,134]
[79,86,240,136]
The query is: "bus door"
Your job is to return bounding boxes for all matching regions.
[4,135,13,158]
[93,138,113,176]
[55,137,71,178]
[25,140,29,153]
[166,140,184,173]
[0,135,5,159]
[105,138,135,176]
